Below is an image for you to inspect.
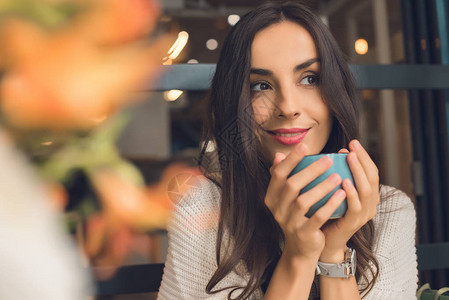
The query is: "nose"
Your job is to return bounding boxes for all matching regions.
[275,86,301,119]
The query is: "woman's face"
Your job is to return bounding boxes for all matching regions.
[250,21,333,162]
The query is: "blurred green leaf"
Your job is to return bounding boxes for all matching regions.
[0,0,81,28]
[37,113,133,182]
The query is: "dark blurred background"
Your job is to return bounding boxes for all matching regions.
[113,0,449,298]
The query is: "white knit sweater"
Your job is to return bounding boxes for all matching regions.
[158,177,418,299]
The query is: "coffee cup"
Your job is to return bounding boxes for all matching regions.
[288,153,354,219]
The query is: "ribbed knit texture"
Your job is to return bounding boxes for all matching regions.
[158,177,418,299]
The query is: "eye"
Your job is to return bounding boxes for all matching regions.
[250,82,272,92]
[300,74,320,86]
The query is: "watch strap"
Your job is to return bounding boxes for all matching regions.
[316,248,356,278]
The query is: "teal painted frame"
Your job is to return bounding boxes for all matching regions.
[146,64,449,91]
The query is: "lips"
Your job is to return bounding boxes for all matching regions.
[265,128,310,145]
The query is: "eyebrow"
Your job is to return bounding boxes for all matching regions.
[250,57,320,76]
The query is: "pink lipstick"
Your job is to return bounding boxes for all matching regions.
[265,128,310,145]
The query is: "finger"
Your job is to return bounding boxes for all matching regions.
[280,172,341,222]
[303,189,346,230]
[270,143,308,177]
[349,140,379,185]
[341,178,362,220]
[338,148,349,153]
[294,173,341,211]
[265,152,288,209]
[265,144,308,206]
[281,156,333,203]
[347,152,372,203]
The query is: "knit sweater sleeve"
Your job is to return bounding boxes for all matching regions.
[363,185,418,300]
[157,177,263,300]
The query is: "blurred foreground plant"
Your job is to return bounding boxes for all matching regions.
[0,0,196,275]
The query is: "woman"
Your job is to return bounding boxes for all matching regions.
[158,2,417,299]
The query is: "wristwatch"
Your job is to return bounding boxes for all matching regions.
[316,248,356,279]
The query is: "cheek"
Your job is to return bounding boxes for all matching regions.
[324,108,333,131]
[319,107,334,142]
[314,101,332,127]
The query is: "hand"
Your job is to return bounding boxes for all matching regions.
[264,144,347,263]
[320,140,380,262]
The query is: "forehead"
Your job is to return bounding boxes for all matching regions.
[250,21,318,68]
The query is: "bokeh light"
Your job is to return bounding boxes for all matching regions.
[355,38,368,55]
[164,90,183,101]
[227,14,240,26]
[206,39,218,50]
[165,31,189,64]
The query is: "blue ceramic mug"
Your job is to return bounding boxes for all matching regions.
[288,153,354,219]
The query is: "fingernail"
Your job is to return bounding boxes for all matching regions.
[329,174,341,184]
[319,156,332,166]
[335,189,345,198]
[278,152,287,162]
[352,140,361,150]
[348,152,358,162]
[344,179,353,187]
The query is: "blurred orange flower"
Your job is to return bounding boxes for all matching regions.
[91,164,201,230]
[76,0,161,45]
[44,181,69,211]
[81,212,136,279]
[0,0,195,280]
[0,18,169,130]
[82,164,200,272]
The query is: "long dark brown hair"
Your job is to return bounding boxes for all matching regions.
[198,1,379,299]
